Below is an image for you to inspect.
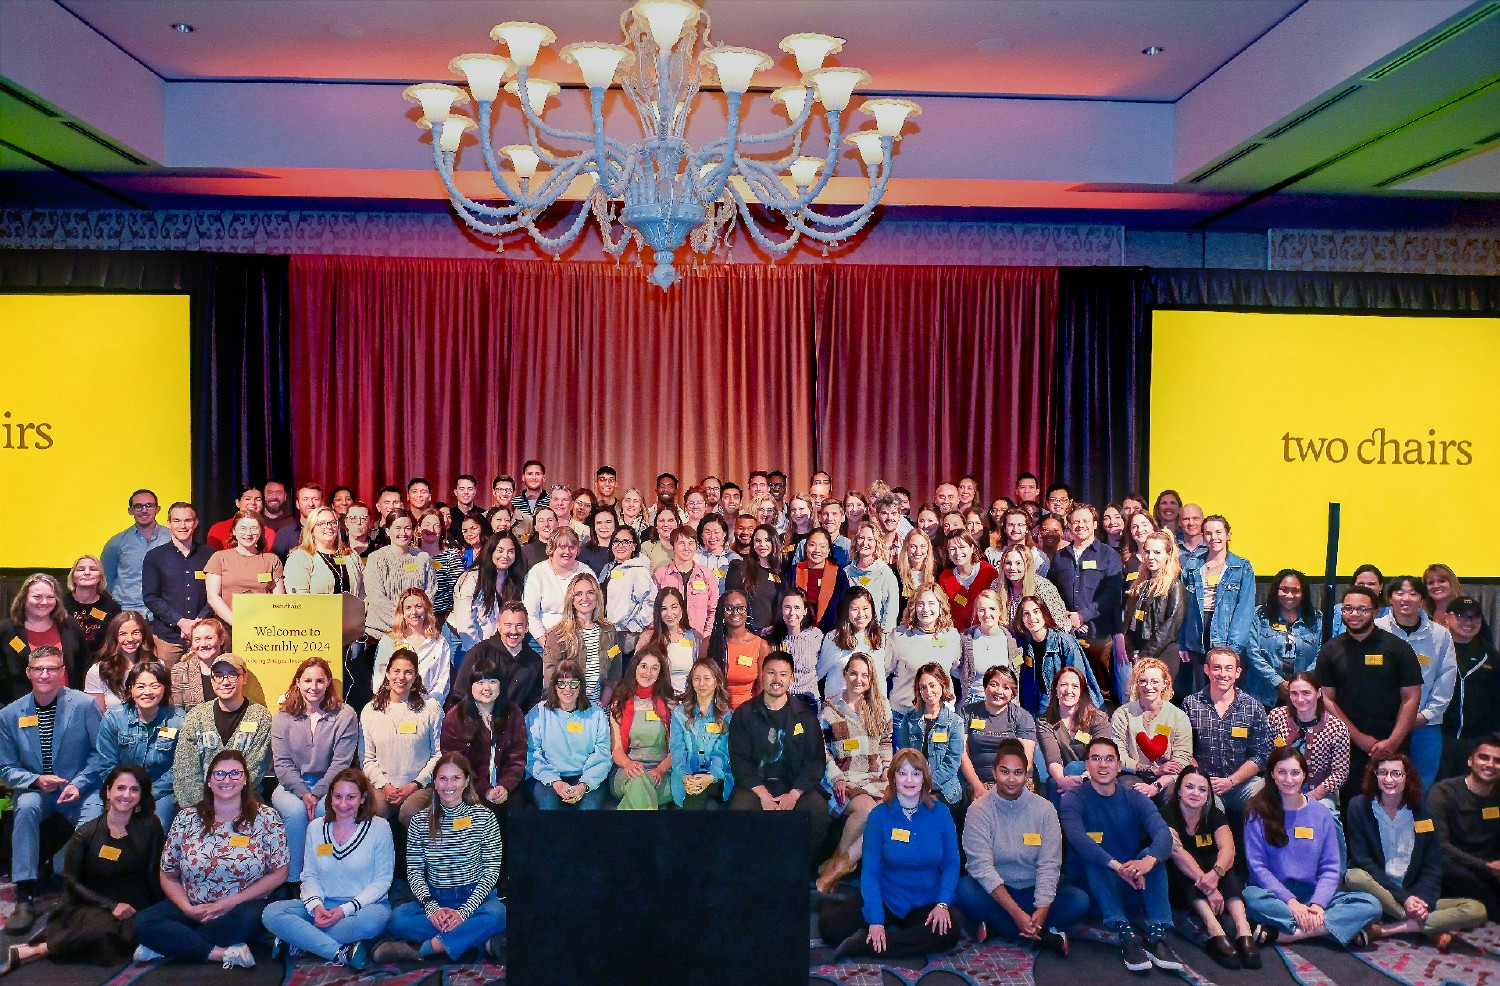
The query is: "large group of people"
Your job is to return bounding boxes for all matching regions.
[0,465,1497,973]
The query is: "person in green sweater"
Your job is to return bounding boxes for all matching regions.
[172,654,271,809]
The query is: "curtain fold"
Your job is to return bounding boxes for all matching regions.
[0,250,292,520]
[1050,267,1152,509]
[1151,268,1500,312]
[814,265,1058,503]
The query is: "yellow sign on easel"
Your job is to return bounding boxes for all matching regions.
[231,594,343,709]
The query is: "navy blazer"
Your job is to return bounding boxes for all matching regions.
[1346,794,1443,908]
[0,688,104,795]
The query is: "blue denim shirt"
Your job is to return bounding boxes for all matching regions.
[100,523,174,615]
[1046,540,1124,636]
[1244,611,1322,706]
[669,704,734,805]
[894,706,966,804]
[1023,630,1106,710]
[91,702,186,801]
[1179,552,1257,657]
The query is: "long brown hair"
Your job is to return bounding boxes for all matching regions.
[280,656,345,717]
[1041,665,1102,728]
[843,652,892,740]
[96,610,159,700]
[322,767,378,823]
[832,586,885,652]
[680,658,730,730]
[882,748,936,808]
[194,749,262,833]
[372,648,427,712]
[1246,746,1309,848]
[425,752,480,843]
[608,651,676,721]
[542,657,592,712]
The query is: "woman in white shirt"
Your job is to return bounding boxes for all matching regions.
[521,529,595,647]
[373,589,451,706]
[358,650,444,829]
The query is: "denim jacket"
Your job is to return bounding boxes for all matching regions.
[1244,610,1322,706]
[93,702,186,801]
[669,703,734,806]
[1179,552,1257,657]
[1021,630,1106,710]
[894,706,966,804]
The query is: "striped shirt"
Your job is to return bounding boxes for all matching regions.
[36,699,57,774]
[581,625,602,702]
[405,801,502,919]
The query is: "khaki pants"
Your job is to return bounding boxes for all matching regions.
[155,640,185,669]
[1344,868,1487,934]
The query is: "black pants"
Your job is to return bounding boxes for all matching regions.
[819,893,960,959]
[728,786,829,858]
[1442,864,1500,917]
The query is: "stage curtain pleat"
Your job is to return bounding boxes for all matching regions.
[814,265,1058,504]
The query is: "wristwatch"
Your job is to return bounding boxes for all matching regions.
[1211,863,1227,877]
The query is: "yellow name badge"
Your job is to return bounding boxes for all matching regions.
[1088,832,1104,843]
[691,580,707,591]
[737,655,754,667]
[954,594,968,607]
[646,710,660,722]
[931,731,948,743]
[857,575,870,586]
[404,562,419,573]
[257,572,273,583]
[1022,832,1042,846]
[8,638,24,653]
[970,718,987,731]
[1414,819,1435,834]
[566,721,584,734]
[1365,654,1383,666]
[1074,730,1091,744]
[1418,654,1431,667]
[793,723,804,736]
[433,562,443,571]
[1274,736,1286,747]
[1293,826,1314,840]
[317,843,334,856]
[398,722,417,734]
[239,721,258,733]
[452,816,472,830]
[610,568,624,579]
[1231,726,1249,739]
[608,645,621,658]
[891,828,910,842]
[194,571,207,581]
[769,573,781,583]
[99,845,122,861]
[706,722,722,734]
[1126,571,1139,582]
[1195,834,1214,848]
[1483,806,1500,821]
[17,715,38,728]
[90,606,109,620]
[715,568,726,580]
[1134,610,1145,623]
[842,738,861,752]
[1155,724,1171,736]
[228,834,251,848]
[159,727,178,740]
[1082,560,1097,571]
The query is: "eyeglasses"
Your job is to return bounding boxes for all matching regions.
[28,665,64,675]
[211,769,245,781]
[1375,769,1407,779]
[555,679,581,689]
[211,670,242,681]
[1341,604,1373,614]
[724,604,748,613]
[611,538,635,547]
[130,502,158,511]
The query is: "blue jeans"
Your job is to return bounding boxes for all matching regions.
[11,789,81,883]
[262,897,391,961]
[530,778,607,810]
[386,885,505,960]
[1045,762,1088,807]
[1409,723,1443,793]
[1215,776,1264,815]
[955,876,1089,936]
[1083,858,1173,939]
[441,624,467,676]
[272,776,323,881]
[81,789,176,837]
[135,898,271,961]
[1242,881,1382,946]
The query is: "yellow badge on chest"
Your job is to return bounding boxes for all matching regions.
[194,570,208,581]
[398,722,417,735]
[706,722,722,734]
[890,828,910,843]
[793,723,804,736]
[1365,654,1383,666]
[1195,834,1213,848]
[970,718,987,731]
[566,720,584,734]
[1022,833,1042,846]
[1414,819,1435,834]
[1081,560,1097,571]
[1074,730,1090,744]
[159,727,178,740]
[453,816,472,831]
[931,731,948,743]
[1088,832,1104,843]
[842,738,860,752]
[1483,807,1500,821]
[257,572,273,583]
[608,645,621,658]
[737,655,754,667]
[90,606,109,619]
[1293,826,1314,840]
[954,594,967,607]
[405,562,420,573]
[317,843,334,856]
[646,710,660,722]
[239,721,258,733]
[1231,726,1248,739]
[17,715,37,728]
[228,834,251,848]
[99,845,122,861]
[1154,724,1171,736]
[8,638,23,653]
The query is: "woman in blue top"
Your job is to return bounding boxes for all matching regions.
[669,658,733,808]
[84,660,183,832]
[893,662,968,826]
[1178,515,1256,699]
[525,658,611,810]
[1012,596,1104,713]
[818,749,960,961]
[1245,570,1322,708]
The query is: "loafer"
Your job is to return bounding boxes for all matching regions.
[1236,934,1262,970]
[3,903,34,937]
[1205,934,1240,969]
[372,941,421,965]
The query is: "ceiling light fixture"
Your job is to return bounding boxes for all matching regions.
[171,23,194,33]
[1141,45,1164,56]
[404,0,917,289]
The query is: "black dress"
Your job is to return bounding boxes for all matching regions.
[47,814,165,963]
[1163,803,1245,907]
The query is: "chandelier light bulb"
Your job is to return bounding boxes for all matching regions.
[489,22,556,68]
[402,83,470,125]
[804,66,869,112]
[501,144,541,180]
[778,33,845,75]
[770,85,809,121]
[859,97,922,137]
[788,155,823,187]
[448,53,513,102]
[560,42,635,89]
[846,131,887,167]
[422,115,476,153]
[631,0,700,52]
[505,78,560,116]
[700,46,772,95]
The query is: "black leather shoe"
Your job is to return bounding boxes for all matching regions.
[1205,935,1240,969]
[1036,927,1070,957]
[3,903,35,937]
[1237,934,1262,969]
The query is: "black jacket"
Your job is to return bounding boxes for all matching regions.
[728,694,826,796]
[1346,794,1443,907]
[0,619,90,705]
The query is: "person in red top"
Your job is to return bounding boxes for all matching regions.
[205,485,270,552]
[938,533,998,633]
[793,530,850,633]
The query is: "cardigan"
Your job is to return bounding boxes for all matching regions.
[1346,794,1444,907]
[440,701,527,799]
[821,697,892,800]
[171,699,272,808]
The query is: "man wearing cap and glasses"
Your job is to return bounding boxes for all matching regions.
[1440,596,1500,781]
[172,654,272,809]
[101,489,173,618]
[0,646,103,933]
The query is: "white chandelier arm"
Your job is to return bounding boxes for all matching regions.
[729,153,885,243]
[724,182,800,257]
[517,195,604,252]
[789,144,893,228]
[710,90,813,147]
[583,87,629,195]
[432,137,528,219]
[512,66,609,147]
[467,104,530,206]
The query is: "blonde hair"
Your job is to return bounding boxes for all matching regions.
[971,587,1010,628]
[844,652,892,740]
[900,580,955,635]
[67,555,109,594]
[1135,531,1182,599]
[1126,657,1174,705]
[998,544,1038,597]
[896,531,936,592]
[296,506,349,557]
[387,588,439,641]
[552,573,615,658]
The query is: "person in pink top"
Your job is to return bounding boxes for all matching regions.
[652,528,719,637]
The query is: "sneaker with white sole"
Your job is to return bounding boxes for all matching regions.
[133,945,166,964]
[221,944,256,969]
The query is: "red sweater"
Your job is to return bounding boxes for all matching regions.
[939,563,999,632]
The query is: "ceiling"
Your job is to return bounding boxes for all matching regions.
[2,0,1499,230]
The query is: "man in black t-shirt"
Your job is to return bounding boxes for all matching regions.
[728,652,829,857]
[1317,586,1422,803]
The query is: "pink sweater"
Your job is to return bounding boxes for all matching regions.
[653,562,720,637]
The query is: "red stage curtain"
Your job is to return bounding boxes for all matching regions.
[290,257,820,499]
[814,265,1058,505]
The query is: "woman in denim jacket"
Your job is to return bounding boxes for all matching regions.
[1245,570,1322,708]
[893,662,969,826]
[84,660,184,832]
[669,659,734,808]
[1178,515,1257,698]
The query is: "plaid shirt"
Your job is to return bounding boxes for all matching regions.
[1182,686,1272,779]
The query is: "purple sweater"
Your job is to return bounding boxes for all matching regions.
[1245,798,1341,908]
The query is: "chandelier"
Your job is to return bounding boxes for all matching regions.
[403,0,919,289]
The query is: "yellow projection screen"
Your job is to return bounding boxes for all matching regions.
[0,294,192,569]
[1150,309,1500,578]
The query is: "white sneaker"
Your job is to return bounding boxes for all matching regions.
[221,944,256,969]
[133,945,165,963]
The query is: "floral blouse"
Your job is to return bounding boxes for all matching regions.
[163,804,288,905]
